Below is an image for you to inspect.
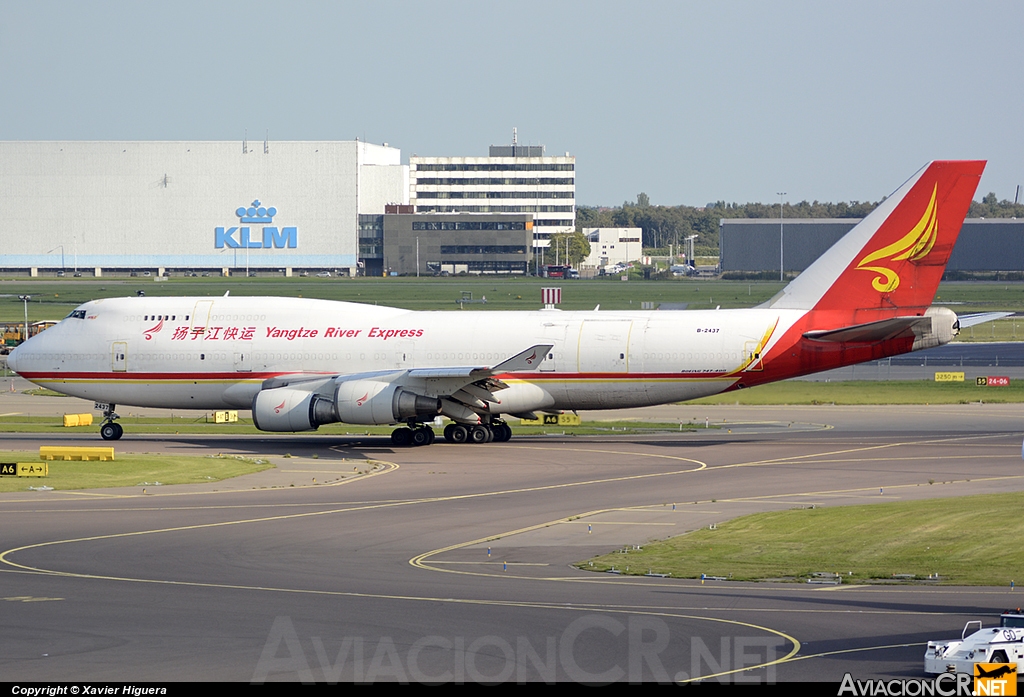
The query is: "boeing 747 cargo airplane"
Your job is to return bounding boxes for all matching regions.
[7,161,985,445]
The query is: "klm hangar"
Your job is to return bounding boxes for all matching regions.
[0,140,408,276]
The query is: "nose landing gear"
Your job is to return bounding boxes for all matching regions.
[96,403,123,440]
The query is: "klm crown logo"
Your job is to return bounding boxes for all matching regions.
[236,200,277,224]
[216,199,297,250]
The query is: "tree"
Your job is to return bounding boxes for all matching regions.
[636,192,650,207]
[546,231,591,267]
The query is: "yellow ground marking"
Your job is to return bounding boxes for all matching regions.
[429,561,550,566]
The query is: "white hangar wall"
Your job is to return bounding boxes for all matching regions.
[0,141,407,273]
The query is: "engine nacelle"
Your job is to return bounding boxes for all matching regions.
[251,387,337,432]
[252,380,445,431]
[334,380,441,425]
[912,306,959,352]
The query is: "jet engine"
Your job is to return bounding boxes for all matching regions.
[251,379,443,432]
[333,380,441,425]
[251,386,337,432]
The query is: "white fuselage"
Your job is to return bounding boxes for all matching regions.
[10,296,802,415]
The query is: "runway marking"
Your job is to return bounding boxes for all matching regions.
[778,640,924,664]
[566,521,677,526]
[0,459,400,504]
[0,454,710,577]
[428,561,550,566]
[2,595,63,602]
[706,432,1016,472]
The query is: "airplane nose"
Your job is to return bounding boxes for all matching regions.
[6,345,19,373]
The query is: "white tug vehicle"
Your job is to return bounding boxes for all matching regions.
[925,610,1024,675]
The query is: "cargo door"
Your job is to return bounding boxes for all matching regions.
[577,320,632,373]
[539,322,568,372]
[233,343,252,372]
[190,300,214,337]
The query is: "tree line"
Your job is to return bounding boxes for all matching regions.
[577,191,1024,257]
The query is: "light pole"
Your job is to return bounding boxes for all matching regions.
[777,192,787,282]
[18,295,30,343]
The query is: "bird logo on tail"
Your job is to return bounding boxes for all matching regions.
[856,184,939,293]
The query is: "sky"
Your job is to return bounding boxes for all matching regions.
[1,0,1021,207]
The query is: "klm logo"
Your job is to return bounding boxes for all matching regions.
[215,200,297,249]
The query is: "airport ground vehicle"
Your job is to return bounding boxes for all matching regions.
[925,610,1024,675]
[6,161,986,444]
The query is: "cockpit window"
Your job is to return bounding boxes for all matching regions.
[66,310,87,320]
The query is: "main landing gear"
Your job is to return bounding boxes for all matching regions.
[388,420,512,447]
[390,424,436,447]
[97,403,123,441]
[442,420,512,445]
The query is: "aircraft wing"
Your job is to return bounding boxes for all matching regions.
[257,344,553,425]
[406,344,550,379]
[401,344,553,419]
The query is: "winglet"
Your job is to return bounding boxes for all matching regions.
[491,344,552,373]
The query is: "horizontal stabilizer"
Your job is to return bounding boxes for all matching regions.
[803,316,932,343]
[956,311,1013,328]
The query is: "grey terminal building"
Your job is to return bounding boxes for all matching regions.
[719,218,1024,274]
[359,210,533,276]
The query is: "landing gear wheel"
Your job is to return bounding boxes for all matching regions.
[391,428,412,446]
[100,422,123,440]
[469,425,490,444]
[411,428,433,447]
[494,423,512,442]
[448,424,469,444]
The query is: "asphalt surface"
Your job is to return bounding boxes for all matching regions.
[1,383,1023,684]
[797,341,1024,381]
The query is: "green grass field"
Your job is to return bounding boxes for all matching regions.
[690,379,1024,405]
[0,452,273,492]
[582,491,1024,586]
[1,276,1020,344]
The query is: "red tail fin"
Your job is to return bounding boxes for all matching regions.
[769,160,985,318]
